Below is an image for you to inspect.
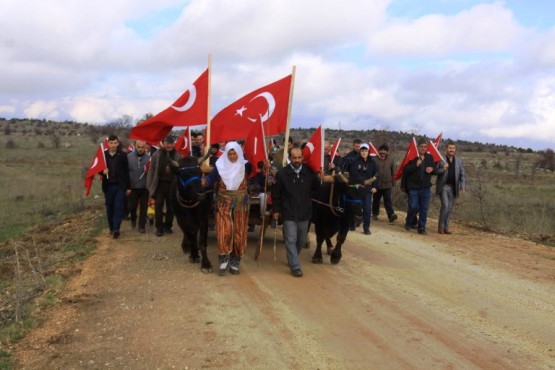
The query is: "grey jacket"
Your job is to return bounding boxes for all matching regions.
[127,151,150,189]
[436,156,465,197]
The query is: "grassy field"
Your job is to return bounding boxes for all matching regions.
[0,122,105,242]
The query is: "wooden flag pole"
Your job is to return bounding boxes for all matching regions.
[256,116,269,262]
[281,65,296,167]
[201,54,212,173]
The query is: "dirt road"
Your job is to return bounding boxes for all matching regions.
[13,218,555,369]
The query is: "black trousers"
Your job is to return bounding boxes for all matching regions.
[128,188,149,229]
[372,188,395,218]
[154,181,174,230]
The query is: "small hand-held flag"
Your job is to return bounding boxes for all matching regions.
[368,142,379,157]
[393,137,418,181]
[433,132,443,147]
[175,127,192,157]
[84,143,108,196]
[330,137,341,163]
[302,125,324,172]
[427,140,445,163]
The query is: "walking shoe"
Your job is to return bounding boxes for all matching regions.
[164,227,173,234]
[389,214,398,222]
[292,269,303,277]
[112,231,120,239]
[218,254,230,276]
[444,230,452,234]
[156,229,164,237]
[404,224,411,231]
[418,229,427,235]
[364,229,371,235]
[229,254,241,275]
[349,225,356,231]
[131,220,137,229]
[372,215,379,221]
[438,228,444,234]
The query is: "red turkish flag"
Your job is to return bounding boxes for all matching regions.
[210,75,292,144]
[368,142,379,157]
[84,143,108,196]
[130,69,209,144]
[243,119,267,178]
[175,127,192,157]
[302,125,324,173]
[330,137,341,163]
[433,132,443,147]
[427,140,445,163]
[393,137,418,181]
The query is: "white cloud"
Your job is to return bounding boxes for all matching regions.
[23,100,60,120]
[368,2,524,57]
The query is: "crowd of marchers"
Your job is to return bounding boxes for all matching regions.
[96,133,465,277]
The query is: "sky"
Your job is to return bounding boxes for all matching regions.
[1,0,555,150]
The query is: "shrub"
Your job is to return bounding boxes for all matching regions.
[5,139,17,149]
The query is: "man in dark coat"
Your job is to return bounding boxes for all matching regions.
[403,138,437,234]
[101,135,131,239]
[272,147,320,277]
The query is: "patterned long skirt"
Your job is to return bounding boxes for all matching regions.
[215,185,250,256]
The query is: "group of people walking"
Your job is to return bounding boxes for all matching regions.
[98,133,465,278]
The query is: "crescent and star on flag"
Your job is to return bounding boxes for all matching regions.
[234,92,276,123]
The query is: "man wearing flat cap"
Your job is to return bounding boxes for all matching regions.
[147,135,181,236]
[403,137,437,235]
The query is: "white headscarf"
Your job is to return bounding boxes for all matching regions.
[215,141,247,190]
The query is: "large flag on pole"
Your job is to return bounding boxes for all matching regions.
[130,69,209,145]
[175,127,192,157]
[84,143,107,196]
[210,75,293,144]
[243,117,268,178]
[393,137,418,181]
[302,125,324,173]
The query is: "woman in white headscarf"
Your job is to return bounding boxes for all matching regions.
[203,142,252,275]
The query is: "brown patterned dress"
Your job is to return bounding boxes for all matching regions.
[214,177,250,256]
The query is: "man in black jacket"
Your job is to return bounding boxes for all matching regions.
[272,147,320,277]
[102,135,131,239]
[403,138,437,234]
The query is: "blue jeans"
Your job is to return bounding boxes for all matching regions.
[105,183,126,233]
[283,220,308,272]
[438,185,454,231]
[407,188,431,232]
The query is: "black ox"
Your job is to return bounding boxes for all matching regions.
[311,175,365,264]
[170,156,212,272]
